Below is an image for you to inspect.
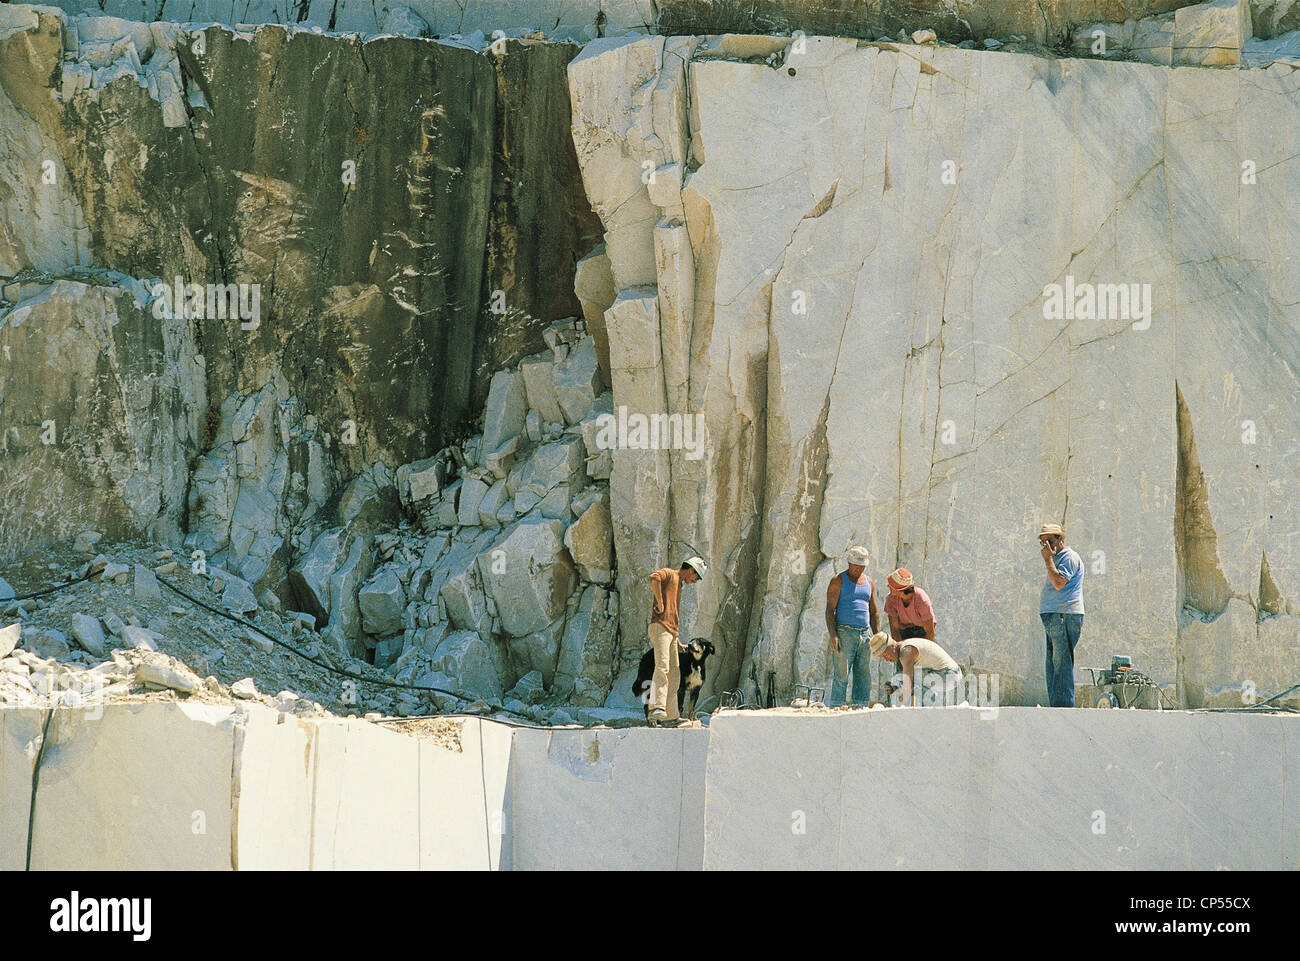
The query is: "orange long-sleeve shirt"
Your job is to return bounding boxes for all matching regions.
[649,567,683,636]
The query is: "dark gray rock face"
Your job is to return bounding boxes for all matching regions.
[478,41,604,402]
[0,277,204,555]
[0,9,599,568]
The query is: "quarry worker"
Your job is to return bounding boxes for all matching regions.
[884,567,936,643]
[647,556,707,726]
[883,567,936,701]
[1038,522,1084,707]
[825,545,878,707]
[869,630,964,707]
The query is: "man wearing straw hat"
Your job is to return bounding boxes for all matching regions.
[869,629,964,706]
[1038,522,1084,707]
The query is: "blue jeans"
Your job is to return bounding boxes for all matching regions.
[831,625,872,707]
[1041,612,1083,707]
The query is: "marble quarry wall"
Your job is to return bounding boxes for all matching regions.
[567,23,1300,708]
[1,701,514,869]
[504,725,708,868]
[0,4,600,570]
[2,0,1298,720]
[703,707,1300,869]
[31,0,659,42]
[3,702,1295,869]
[34,0,1285,47]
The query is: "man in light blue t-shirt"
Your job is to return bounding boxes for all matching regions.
[1038,522,1084,707]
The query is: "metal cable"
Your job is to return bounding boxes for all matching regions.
[8,567,1299,721]
[0,566,599,727]
[4,572,93,602]
[373,712,548,730]
[152,573,540,721]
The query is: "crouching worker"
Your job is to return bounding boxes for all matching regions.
[646,556,707,726]
[869,630,964,707]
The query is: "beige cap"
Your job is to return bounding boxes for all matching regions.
[868,631,891,655]
[1039,523,1065,538]
[846,546,869,567]
[684,556,707,579]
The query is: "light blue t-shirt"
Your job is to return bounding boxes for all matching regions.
[1040,546,1085,614]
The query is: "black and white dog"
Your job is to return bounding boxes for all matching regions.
[633,638,717,719]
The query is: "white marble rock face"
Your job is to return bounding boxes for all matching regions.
[702,708,1299,870]
[569,35,1300,705]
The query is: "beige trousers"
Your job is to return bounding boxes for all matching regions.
[648,622,681,719]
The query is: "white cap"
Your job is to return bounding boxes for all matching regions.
[847,546,869,567]
[684,556,707,579]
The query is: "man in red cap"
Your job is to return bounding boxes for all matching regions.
[881,567,935,703]
[884,567,937,645]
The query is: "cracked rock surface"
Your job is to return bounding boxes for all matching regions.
[569,31,1300,706]
[1,6,599,572]
[3,2,1298,717]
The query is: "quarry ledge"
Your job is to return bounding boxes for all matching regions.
[3,703,1295,869]
[18,0,1300,55]
[4,4,1291,71]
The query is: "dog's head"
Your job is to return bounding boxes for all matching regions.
[686,638,716,662]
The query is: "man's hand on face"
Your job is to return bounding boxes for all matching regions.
[1040,539,1054,561]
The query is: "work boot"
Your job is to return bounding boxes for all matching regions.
[647,710,669,727]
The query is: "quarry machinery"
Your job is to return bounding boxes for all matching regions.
[1085,656,1164,709]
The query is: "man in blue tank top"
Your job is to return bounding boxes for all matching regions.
[824,545,878,707]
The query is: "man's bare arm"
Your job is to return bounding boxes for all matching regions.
[1046,565,1067,590]
[897,647,919,706]
[1042,545,1068,590]
[826,576,841,650]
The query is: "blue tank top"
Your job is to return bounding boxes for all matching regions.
[835,570,872,628]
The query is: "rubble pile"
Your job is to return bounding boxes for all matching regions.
[281,318,638,725]
[0,323,650,727]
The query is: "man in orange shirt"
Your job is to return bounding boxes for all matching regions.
[647,556,707,726]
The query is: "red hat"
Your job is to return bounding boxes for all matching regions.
[887,568,914,590]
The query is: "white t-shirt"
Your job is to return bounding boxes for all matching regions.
[900,637,959,672]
